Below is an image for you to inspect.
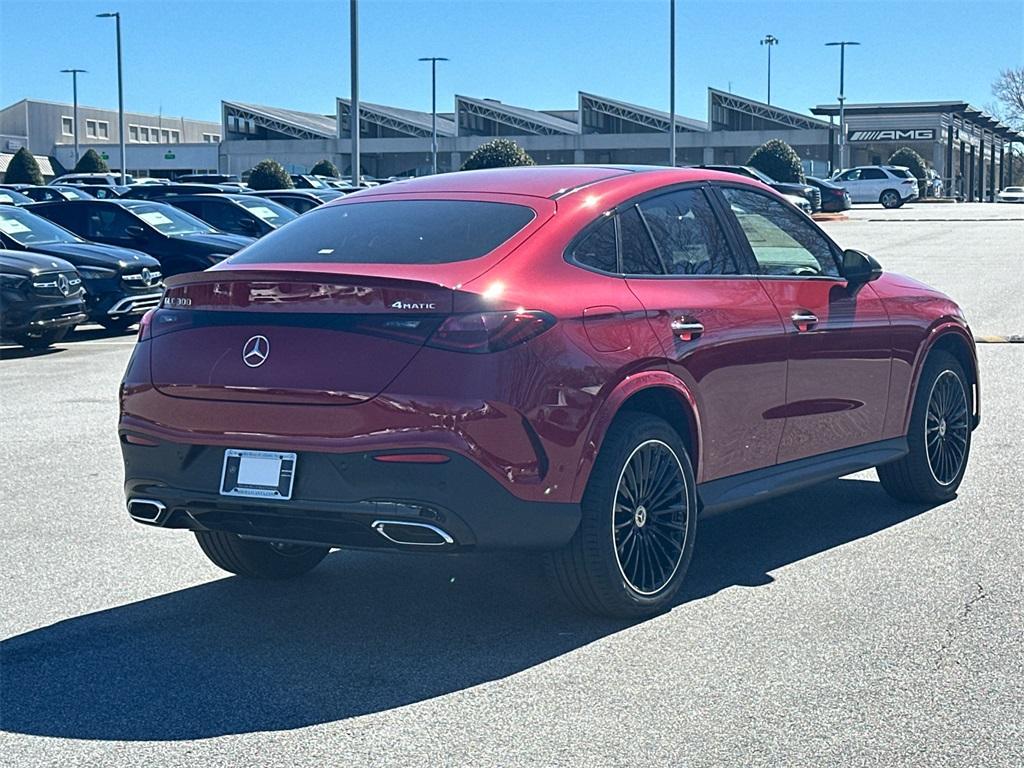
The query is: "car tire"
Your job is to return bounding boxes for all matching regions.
[194,530,329,578]
[877,350,972,503]
[880,190,902,209]
[547,413,698,618]
[14,326,71,350]
[99,317,137,333]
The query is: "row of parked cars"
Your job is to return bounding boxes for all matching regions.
[0,171,382,350]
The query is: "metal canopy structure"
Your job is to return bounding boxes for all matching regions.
[455,95,578,136]
[579,91,708,133]
[222,101,336,140]
[709,87,830,131]
[336,98,455,139]
[810,100,1023,141]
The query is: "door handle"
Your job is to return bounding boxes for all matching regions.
[791,311,819,331]
[670,318,704,341]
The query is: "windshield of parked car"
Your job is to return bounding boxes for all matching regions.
[1003,186,1023,193]
[236,197,298,226]
[126,202,217,235]
[0,206,81,245]
[741,166,776,184]
[227,200,536,265]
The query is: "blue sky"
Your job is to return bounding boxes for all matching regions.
[1,0,1021,124]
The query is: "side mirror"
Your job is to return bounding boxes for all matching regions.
[842,249,883,285]
[125,224,147,240]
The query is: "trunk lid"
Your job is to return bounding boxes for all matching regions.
[150,270,452,405]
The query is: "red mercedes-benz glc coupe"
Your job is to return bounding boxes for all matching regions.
[119,166,978,617]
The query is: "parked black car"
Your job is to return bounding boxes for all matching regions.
[159,193,297,237]
[0,250,87,349]
[58,184,128,199]
[700,165,822,211]
[0,206,163,330]
[249,188,346,214]
[26,199,255,277]
[16,185,95,202]
[175,174,240,185]
[805,176,852,213]
[0,188,33,205]
[121,183,241,200]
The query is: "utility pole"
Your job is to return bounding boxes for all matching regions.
[97,12,126,184]
[669,0,676,166]
[760,35,778,105]
[826,41,860,170]
[60,69,87,165]
[418,57,448,175]
[349,0,360,184]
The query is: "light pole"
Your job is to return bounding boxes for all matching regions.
[669,0,676,166]
[97,12,126,184]
[418,57,448,175]
[826,40,859,171]
[60,68,86,165]
[349,0,360,184]
[760,35,778,105]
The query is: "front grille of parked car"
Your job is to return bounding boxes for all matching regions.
[122,268,163,289]
[31,271,83,298]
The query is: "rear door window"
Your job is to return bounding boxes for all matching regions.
[861,168,887,180]
[636,188,738,276]
[229,200,536,265]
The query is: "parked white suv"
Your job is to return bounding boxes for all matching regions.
[831,165,919,208]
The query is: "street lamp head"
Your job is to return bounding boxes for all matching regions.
[826,41,860,46]
[418,57,449,62]
[96,11,119,17]
[761,35,779,46]
[60,68,87,74]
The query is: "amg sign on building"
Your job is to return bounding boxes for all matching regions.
[848,128,936,142]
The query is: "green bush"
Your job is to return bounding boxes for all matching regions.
[887,147,928,195]
[461,139,535,171]
[747,139,804,183]
[309,158,340,178]
[73,148,109,173]
[247,159,293,190]
[5,147,44,185]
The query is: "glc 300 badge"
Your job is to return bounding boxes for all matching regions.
[242,335,270,367]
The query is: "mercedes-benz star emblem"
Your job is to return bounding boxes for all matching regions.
[242,335,270,368]
[141,267,152,286]
[57,274,70,297]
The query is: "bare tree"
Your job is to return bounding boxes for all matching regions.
[992,67,1024,127]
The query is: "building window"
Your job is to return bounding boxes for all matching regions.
[62,116,74,136]
[86,119,97,137]
[202,133,220,143]
[160,129,170,143]
[129,125,139,142]
[170,129,180,142]
[139,126,149,142]
[97,121,109,139]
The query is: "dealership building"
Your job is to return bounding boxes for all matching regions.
[2,90,1020,199]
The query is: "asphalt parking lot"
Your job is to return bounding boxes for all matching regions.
[1,203,1022,767]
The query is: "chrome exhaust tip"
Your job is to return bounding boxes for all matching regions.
[127,498,167,525]
[371,519,454,547]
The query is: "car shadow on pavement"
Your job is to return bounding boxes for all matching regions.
[0,477,938,741]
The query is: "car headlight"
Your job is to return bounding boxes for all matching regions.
[78,266,118,280]
[0,272,26,290]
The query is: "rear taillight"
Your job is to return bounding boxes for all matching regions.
[425,309,555,354]
[137,308,156,341]
[902,179,916,185]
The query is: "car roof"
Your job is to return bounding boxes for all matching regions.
[352,165,650,199]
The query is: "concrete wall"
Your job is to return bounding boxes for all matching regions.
[53,142,219,176]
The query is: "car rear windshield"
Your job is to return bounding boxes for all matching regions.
[889,168,914,179]
[227,200,536,265]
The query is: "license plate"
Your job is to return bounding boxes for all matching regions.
[220,449,296,500]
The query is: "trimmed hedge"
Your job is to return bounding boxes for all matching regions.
[5,147,43,185]
[747,138,804,183]
[247,159,293,190]
[461,139,535,171]
[73,148,109,173]
[310,158,340,177]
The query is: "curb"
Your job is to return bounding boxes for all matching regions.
[812,213,848,222]
[974,335,1023,343]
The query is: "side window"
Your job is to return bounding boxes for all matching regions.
[637,187,738,276]
[38,204,86,232]
[571,214,617,272]
[861,168,887,180]
[839,169,861,181]
[720,187,839,278]
[85,206,137,241]
[619,206,663,275]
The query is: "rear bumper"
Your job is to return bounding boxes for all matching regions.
[120,437,581,551]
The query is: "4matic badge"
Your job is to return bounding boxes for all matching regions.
[391,300,436,310]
